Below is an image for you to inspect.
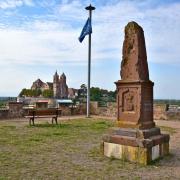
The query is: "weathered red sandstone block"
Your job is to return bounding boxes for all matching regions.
[103,21,170,165]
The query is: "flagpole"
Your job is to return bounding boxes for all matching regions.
[85,4,95,118]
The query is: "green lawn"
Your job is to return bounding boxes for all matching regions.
[0,118,176,179]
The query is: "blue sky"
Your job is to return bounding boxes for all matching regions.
[0,0,180,99]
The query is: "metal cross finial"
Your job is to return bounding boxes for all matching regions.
[85,4,95,11]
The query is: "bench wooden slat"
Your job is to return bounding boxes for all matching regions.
[25,115,57,118]
[24,108,62,125]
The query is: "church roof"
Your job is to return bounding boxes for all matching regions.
[34,79,43,83]
[60,73,66,79]
[54,71,59,77]
[47,82,53,89]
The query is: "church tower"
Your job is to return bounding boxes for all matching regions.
[59,73,68,99]
[53,71,68,99]
[53,71,59,98]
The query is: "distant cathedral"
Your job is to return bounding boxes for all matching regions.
[31,71,68,99]
[53,71,68,99]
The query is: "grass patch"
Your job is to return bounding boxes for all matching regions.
[0,118,178,179]
[0,125,16,130]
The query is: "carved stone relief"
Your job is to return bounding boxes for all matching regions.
[122,89,136,112]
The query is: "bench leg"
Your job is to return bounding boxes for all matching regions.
[30,117,34,126]
[29,118,35,126]
[52,117,57,125]
[32,117,35,126]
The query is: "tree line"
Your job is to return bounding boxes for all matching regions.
[19,84,117,102]
[19,89,53,98]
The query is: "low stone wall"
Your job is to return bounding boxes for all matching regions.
[8,102,24,118]
[153,104,168,120]
[59,105,73,116]
[0,109,9,119]
[153,104,180,120]
[90,102,180,120]
[76,102,117,117]
[166,111,180,121]
[0,103,86,119]
[0,102,24,119]
[0,101,180,120]
[90,102,117,117]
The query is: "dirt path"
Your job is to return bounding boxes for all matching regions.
[136,120,180,179]
[155,120,180,162]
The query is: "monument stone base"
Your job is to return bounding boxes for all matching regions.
[102,127,169,165]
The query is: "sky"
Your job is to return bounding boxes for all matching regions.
[0,0,180,99]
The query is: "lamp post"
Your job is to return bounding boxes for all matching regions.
[85,4,95,118]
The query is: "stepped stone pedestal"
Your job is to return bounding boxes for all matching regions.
[102,22,170,165]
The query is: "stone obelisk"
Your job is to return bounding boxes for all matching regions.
[103,22,170,165]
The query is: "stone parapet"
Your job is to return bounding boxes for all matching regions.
[154,104,168,120]
[0,109,9,119]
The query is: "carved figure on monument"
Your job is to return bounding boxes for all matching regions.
[123,91,135,112]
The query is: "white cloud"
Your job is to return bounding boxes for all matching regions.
[37,0,56,7]
[0,0,22,9]
[0,20,88,66]
[0,0,34,9]
[0,1,180,66]
[23,0,34,6]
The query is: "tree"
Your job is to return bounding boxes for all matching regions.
[33,89,42,97]
[19,88,42,97]
[78,84,87,99]
[90,87,102,101]
[19,88,32,97]
[42,89,53,98]
[19,88,27,97]
[107,90,117,101]
[80,84,87,89]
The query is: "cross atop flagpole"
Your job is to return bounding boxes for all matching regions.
[85,4,95,118]
[85,4,95,11]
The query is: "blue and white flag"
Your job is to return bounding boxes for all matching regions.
[78,17,92,43]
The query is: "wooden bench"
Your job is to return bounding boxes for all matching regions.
[25,108,62,125]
